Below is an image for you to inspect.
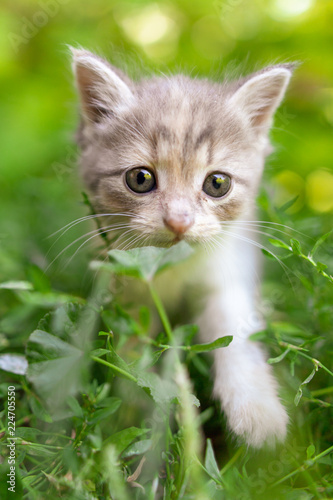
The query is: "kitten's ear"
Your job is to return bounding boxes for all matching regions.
[229,65,294,134]
[70,47,134,124]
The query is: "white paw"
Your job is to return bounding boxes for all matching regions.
[224,394,288,448]
[213,341,289,447]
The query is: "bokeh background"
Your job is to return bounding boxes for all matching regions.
[1,0,332,294]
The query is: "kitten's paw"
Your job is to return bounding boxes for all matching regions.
[213,342,289,447]
[225,395,288,448]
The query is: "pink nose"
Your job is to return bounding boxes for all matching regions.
[164,214,194,236]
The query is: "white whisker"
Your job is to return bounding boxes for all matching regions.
[221,220,308,239]
[63,225,136,269]
[216,227,294,285]
[47,212,138,239]
[219,223,292,244]
[47,223,131,271]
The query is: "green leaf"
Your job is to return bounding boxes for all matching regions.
[88,432,103,451]
[294,368,317,406]
[290,238,302,255]
[92,248,142,278]
[310,230,332,258]
[26,264,51,293]
[278,195,299,213]
[27,330,82,362]
[27,330,89,411]
[66,395,84,418]
[105,427,148,454]
[15,427,44,440]
[316,262,328,273]
[121,439,152,458]
[136,371,179,405]
[268,238,291,250]
[136,370,199,407]
[91,348,111,358]
[189,336,233,353]
[261,249,276,260]
[95,396,119,408]
[88,399,122,424]
[17,291,85,307]
[270,322,311,343]
[29,396,53,423]
[204,439,221,483]
[306,444,315,460]
[104,342,133,376]
[91,242,193,282]
[268,349,290,364]
[37,304,83,338]
[102,305,141,337]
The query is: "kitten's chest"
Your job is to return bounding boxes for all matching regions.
[114,246,209,326]
[115,238,258,329]
[154,246,210,319]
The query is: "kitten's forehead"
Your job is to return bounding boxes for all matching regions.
[123,76,246,175]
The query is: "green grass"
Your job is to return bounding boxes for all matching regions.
[0,191,332,500]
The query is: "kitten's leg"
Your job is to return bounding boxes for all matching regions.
[214,333,288,448]
[198,248,288,448]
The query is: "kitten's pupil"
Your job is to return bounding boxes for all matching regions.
[213,177,223,189]
[137,171,146,185]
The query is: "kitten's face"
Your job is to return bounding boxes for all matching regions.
[72,50,292,248]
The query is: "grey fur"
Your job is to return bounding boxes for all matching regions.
[70,48,295,448]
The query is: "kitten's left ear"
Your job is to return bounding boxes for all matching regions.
[229,64,294,134]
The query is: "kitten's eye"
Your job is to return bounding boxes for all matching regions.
[126,168,156,194]
[203,172,231,198]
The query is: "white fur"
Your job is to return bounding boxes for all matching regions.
[198,230,288,447]
[155,227,288,448]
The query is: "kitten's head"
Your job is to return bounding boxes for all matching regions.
[71,48,293,248]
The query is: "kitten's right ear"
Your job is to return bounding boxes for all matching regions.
[70,47,134,124]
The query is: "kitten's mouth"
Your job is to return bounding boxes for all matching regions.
[172,236,182,244]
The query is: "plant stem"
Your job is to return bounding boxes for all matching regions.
[279,341,333,378]
[299,252,333,283]
[91,356,137,382]
[220,446,245,475]
[271,444,333,487]
[148,282,173,343]
[311,386,333,397]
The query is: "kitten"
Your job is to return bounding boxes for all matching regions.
[71,48,294,448]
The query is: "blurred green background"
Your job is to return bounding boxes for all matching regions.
[0,0,332,290]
